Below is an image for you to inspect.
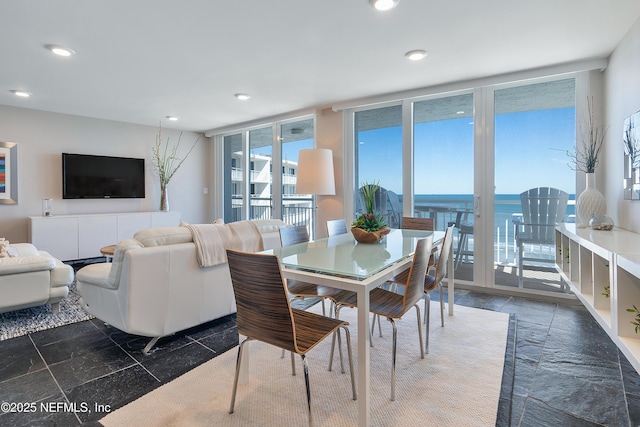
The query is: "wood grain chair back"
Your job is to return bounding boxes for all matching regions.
[326,219,348,237]
[226,249,297,353]
[403,235,434,309]
[279,225,310,247]
[401,216,434,231]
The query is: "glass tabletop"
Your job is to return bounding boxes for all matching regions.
[269,228,436,280]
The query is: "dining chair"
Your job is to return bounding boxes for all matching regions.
[226,249,357,426]
[365,215,436,339]
[280,225,357,373]
[401,216,434,231]
[387,225,454,353]
[448,210,474,269]
[326,219,348,237]
[330,235,434,401]
[280,225,354,317]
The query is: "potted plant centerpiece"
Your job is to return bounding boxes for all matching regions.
[351,181,390,243]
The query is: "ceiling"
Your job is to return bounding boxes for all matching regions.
[1,1,639,134]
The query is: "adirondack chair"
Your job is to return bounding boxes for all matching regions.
[514,187,569,287]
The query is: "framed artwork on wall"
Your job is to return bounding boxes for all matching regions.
[0,141,18,205]
[623,111,640,200]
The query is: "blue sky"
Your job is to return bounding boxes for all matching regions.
[357,107,577,196]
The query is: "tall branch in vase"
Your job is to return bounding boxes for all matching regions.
[152,124,200,211]
[567,96,607,173]
[567,96,609,227]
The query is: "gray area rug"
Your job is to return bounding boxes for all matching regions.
[0,281,94,341]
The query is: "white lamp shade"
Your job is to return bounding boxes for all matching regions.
[296,148,336,195]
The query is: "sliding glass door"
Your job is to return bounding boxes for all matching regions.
[493,79,576,291]
[413,93,475,282]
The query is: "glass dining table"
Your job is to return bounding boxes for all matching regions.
[265,228,453,426]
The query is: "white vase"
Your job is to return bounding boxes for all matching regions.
[576,173,606,228]
[160,183,169,212]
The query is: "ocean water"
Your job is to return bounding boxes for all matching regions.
[410,193,574,215]
[397,194,576,263]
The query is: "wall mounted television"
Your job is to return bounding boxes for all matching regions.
[62,153,145,199]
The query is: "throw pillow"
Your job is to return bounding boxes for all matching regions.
[0,238,16,258]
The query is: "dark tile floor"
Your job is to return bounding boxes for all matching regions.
[1,288,639,426]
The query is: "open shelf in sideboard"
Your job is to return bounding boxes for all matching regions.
[556,223,640,374]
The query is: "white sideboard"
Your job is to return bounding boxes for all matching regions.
[556,223,640,373]
[29,211,181,261]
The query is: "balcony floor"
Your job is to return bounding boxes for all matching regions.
[454,261,569,294]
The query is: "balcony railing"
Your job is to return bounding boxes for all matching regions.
[229,196,314,236]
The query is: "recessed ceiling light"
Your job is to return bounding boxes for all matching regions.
[369,0,399,11]
[456,111,465,115]
[10,90,32,98]
[45,45,75,57]
[166,116,179,121]
[235,93,251,100]
[405,50,427,61]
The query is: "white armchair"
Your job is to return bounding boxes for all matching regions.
[0,243,74,314]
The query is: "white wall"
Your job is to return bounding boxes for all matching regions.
[0,105,211,243]
[604,17,640,232]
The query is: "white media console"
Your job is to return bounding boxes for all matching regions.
[556,223,640,373]
[28,211,181,261]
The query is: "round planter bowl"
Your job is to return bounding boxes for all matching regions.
[351,227,390,244]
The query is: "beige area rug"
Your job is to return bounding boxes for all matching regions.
[102,303,509,427]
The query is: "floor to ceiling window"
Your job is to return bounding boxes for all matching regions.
[219,115,315,234]
[413,93,475,281]
[248,126,273,220]
[349,74,580,296]
[280,118,314,232]
[223,133,243,222]
[354,104,403,228]
[492,78,576,291]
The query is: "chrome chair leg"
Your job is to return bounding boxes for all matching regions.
[340,325,358,400]
[439,283,445,327]
[229,337,253,414]
[336,328,345,374]
[389,318,397,401]
[329,306,372,372]
[423,292,431,354]
[371,313,383,338]
[301,354,313,427]
[328,306,345,373]
[415,304,424,359]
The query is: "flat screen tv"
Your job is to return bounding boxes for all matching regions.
[62,153,145,199]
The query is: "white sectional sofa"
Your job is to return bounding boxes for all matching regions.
[76,219,287,353]
[0,243,74,314]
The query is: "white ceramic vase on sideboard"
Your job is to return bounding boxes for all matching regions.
[576,173,606,228]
